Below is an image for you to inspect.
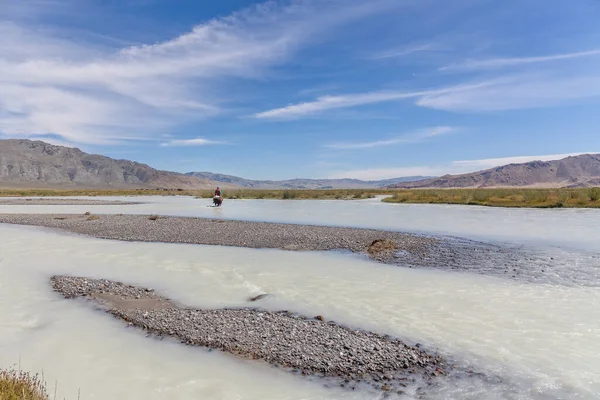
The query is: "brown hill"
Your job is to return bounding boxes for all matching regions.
[390,154,600,189]
[0,139,224,189]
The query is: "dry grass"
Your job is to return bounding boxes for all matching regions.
[383,188,600,208]
[195,188,385,200]
[0,368,48,400]
[367,239,398,255]
[86,215,100,221]
[0,188,388,200]
[148,215,160,221]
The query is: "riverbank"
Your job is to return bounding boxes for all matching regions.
[0,198,140,206]
[51,275,447,393]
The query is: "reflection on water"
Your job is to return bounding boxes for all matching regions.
[1,223,599,399]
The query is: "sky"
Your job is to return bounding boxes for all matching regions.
[1,0,600,180]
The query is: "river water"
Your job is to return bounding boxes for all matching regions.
[1,197,599,399]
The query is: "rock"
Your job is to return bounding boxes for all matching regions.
[315,315,325,321]
[248,294,269,302]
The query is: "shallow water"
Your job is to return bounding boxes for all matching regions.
[1,195,600,251]
[1,198,600,399]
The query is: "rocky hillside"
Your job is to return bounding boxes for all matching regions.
[0,139,220,189]
[390,154,600,189]
[186,172,431,189]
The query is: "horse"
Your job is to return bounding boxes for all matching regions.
[213,195,223,207]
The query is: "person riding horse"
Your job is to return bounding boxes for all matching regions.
[213,187,223,206]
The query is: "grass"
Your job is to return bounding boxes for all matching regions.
[0,368,48,400]
[0,188,386,200]
[195,188,383,200]
[382,188,600,208]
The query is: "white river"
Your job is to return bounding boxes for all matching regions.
[1,196,599,399]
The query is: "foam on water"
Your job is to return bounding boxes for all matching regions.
[1,220,600,399]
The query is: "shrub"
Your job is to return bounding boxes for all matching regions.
[589,187,600,201]
[87,215,100,221]
[282,190,297,199]
[0,368,49,400]
[148,215,159,221]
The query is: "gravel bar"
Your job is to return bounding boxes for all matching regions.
[1,213,598,286]
[0,213,434,263]
[0,198,140,205]
[51,275,448,393]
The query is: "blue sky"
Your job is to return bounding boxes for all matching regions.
[1,0,600,180]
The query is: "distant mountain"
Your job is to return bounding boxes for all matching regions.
[0,139,224,189]
[185,172,433,189]
[389,154,600,189]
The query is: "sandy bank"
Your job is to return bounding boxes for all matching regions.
[0,198,140,206]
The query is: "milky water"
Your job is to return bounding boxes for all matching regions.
[1,195,599,251]
[1,198,600,399]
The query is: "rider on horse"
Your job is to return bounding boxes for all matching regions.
[213,187,223,206]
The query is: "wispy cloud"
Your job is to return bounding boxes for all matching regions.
[327,152,598,180]
[254,89,433,119]
[417,73,600,112]
[160,138,226,147]
[256,70,600,118]
[441,49,600,71]
[369,43,435,60]
[0,0,402,145]
[324,126,456,149]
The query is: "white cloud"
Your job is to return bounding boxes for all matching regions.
[417,74,600,112]
[327,152,598,180]
[369,43,434,60]
[324,126,456,149]
[441,49,600,71]
[256,72,600,118]
[254,89,432,119]
[160,138,225,147]
[328,166,443,180]
[0,0,401,145]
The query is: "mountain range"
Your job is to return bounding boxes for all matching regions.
[184,172,430,190]
[1,139,599,190]
[0,139,222,189]
[0,140,427,189]
[390,154,600,189]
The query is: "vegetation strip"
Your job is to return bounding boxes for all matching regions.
[2,187,600,207]
[50,275,448,393]
[383,188,600,208]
